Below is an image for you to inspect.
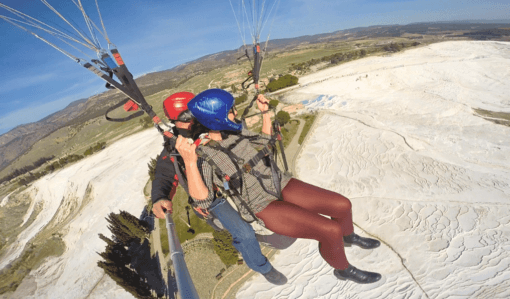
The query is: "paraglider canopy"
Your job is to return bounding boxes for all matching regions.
[228,0,281,91]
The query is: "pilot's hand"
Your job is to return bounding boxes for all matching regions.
[175,135,198,165]
[257,94,269,112]
[153,199,173,218]
[194,206,209,217]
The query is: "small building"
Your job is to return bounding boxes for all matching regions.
[237,259,244,265]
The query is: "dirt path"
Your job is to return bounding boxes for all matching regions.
[286,119,305,172]
[290,112,323,175]
[275,118,305,174]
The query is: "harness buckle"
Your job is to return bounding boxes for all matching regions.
[243,164,252,173]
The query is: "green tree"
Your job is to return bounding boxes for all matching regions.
[231,84,238,94]
[212,230,239,267]
[266,74,298,92]
[97,219,157,298]
[235,93,248,105]
[147,154,160,181]
[275,111,291,126]
[45,164,55,173]
[97,261,154,299]
[98,234,131,266]
[83,148,93,156]
[106,211,150,245]
[269,99,279,109]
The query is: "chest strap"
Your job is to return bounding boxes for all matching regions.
[203,138,282,199]
[195,146,259,223]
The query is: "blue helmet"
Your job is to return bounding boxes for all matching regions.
[187,89,242,132]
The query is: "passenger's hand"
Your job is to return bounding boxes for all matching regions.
[153,199,173,218]
[175,135,198,165]
[257,94,269,112]
[194,206,210,217]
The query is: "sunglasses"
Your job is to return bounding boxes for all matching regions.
[230,105,238,115]
[176,110,193,122]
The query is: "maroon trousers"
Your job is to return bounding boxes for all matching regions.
[256,178,354,270]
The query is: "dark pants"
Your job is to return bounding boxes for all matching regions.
[256,178,354,270]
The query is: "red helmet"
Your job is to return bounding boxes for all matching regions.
[163,92,195,121]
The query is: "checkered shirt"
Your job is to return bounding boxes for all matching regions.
[192,128,292,214]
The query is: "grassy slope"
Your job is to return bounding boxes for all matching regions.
[474,108,510,127]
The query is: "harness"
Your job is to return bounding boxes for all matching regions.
[190,128,287,223]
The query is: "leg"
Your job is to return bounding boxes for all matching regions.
[209,198,272,274]
[281,178,354,236]
[283,178,380,249]
[256,200,349,270]
[257,200,382,284]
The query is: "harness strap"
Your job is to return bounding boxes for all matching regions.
[171,153,188,194]
[269,158,282,198]
[202,135,283,200]
[204,140,245,193]
[195,146,258,223]
[242,144,272,173]
[239,135,283,198]
[105,98,144,122]
[274,121,289,172]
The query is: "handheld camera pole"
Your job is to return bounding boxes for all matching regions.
[165,212,199,299]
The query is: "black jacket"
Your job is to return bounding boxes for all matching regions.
[151,137,187,204]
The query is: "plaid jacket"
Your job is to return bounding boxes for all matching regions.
[192,128,292,216]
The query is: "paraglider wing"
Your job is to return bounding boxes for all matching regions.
[228,0,281,92]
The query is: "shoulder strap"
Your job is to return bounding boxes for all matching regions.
[195,146,259,223]
[199,137,282,199]
[171,153,188,194]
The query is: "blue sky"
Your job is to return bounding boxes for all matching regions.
[1,0,509,136]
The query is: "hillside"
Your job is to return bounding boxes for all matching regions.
[1,22,509,179]
[1,40,509,298]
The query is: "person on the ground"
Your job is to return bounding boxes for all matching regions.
[151,92,286,285]
[175,89,382,284]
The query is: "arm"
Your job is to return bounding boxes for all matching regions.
[151,148,178,203]
[151,147,178,218]
[257,94,272,136]
[175,136,209,201]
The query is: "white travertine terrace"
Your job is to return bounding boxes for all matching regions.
[1,40,509,298]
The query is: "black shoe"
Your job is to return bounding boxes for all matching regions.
[343,233,380,249]
[334,264,382,284]
[262,266,287,285]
